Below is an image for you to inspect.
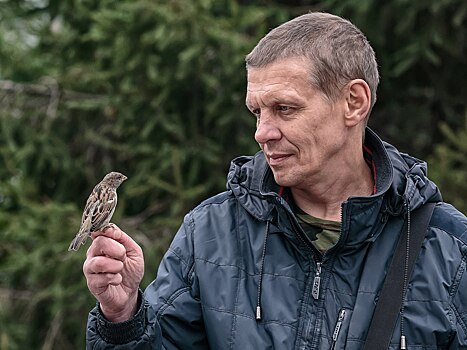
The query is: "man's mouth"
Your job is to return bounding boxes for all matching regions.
[267,153,292,166]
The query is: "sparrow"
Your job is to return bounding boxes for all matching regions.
[68,171,127,251]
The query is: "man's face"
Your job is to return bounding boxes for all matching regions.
[246,57,348,190]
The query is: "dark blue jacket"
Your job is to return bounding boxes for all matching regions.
[87,129,467,349]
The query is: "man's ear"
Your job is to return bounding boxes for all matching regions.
[343,79,371,127]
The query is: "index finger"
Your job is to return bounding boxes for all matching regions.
[91,224,141,255]
[87,233,126,262]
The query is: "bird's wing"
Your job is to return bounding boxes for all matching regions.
[90,188,117,231]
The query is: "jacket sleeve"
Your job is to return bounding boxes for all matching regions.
[144,212,209,349]
[450,245,467,348]
[86,212,208,349]
[444,204,467,349]
[86,291,161,349]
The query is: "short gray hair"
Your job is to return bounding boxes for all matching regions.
[246,12,379,119]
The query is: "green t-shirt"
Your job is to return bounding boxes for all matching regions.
[295,207,341,253]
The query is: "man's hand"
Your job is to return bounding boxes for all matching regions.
[83,224,144,322]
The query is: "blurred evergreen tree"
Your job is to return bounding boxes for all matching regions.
[429,115,467,213]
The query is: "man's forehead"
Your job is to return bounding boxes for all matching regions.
[245,83,306,108]
[247,67,307,85]
[246,78,312,107]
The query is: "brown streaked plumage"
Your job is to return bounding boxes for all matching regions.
[68,172,127,251]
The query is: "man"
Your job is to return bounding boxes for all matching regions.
[84,12,467,349]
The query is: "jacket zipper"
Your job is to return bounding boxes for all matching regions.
[279,196,341,301]
[311,203,349,301]
[331,309,346,350]
[312,261,321,300]
[282,199,325,301]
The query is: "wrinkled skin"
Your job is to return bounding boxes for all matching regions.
[83,224,144,322]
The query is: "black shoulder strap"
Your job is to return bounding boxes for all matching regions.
[363,202,435,350]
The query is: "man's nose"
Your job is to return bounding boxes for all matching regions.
[254,116,281,145]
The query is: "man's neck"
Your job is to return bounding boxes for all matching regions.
[291,155,374,222]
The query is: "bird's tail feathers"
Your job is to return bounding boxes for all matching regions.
[68,233,88,251]
[68,216,92,251]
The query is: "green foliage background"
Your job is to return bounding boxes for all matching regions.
[0,0,465,348]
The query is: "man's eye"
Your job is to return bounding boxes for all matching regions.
[277,105,290,112]
[252,108,261,116]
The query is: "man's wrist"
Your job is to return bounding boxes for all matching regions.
[96,290,145,344]
[100,292,139,323]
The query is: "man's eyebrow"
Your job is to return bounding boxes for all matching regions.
[245,99,255,108]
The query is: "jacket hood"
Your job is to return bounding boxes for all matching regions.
[383,141,442,215]
[226,128,442,219]
[226,152,275,221]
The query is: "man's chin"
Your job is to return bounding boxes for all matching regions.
[271,171,295,188]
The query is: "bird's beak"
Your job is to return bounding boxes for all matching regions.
[122,175,128,181]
